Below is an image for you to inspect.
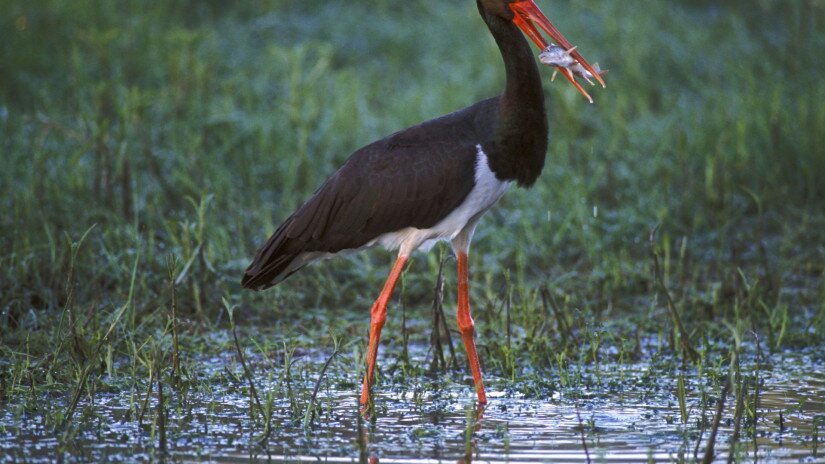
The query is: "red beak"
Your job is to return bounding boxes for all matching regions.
[509,0,605,101]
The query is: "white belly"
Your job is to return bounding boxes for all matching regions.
[272,145,510,281]
[369,144,511,256]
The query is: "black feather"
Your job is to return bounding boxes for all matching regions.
[241,100,498,290]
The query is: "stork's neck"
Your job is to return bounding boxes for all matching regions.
[487,15,545,113]
[481,10,549,187]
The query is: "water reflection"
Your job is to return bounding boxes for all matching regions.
[1,349,823,462]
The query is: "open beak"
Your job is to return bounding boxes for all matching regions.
[509,0,605,101]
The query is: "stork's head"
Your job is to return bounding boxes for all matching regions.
[479,0,605,101]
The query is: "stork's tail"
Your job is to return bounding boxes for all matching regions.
[240,251,300,291]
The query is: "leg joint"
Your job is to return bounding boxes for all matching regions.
[370,316,387,330]
[370,314,386,330]
[457,314,474,334]
[370,300,388,328]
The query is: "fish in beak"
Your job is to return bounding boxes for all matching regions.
[509,0,606,103]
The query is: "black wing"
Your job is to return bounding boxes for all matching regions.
[241,98,499,290]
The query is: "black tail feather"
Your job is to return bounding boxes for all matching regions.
[241,251,299,290]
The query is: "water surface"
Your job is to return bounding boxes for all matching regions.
[1,346,823,462]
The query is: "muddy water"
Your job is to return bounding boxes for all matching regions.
[1,347,822,462]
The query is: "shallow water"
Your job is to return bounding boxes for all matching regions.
[1,346,823,463]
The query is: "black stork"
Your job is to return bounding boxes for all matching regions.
[242,0,604,405]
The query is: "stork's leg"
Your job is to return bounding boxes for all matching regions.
[452,228,487,404]
[456,251,487,404]
[360,255,408,405]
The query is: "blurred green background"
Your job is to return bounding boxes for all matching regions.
[1,0,823,342]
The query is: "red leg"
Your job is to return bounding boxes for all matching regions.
[360,255,408,405]
[456,252,487,404]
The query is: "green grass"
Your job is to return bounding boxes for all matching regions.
[1,0,825,459]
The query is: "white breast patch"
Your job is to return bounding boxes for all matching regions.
[369,144,511,255]
[264,145,511,285]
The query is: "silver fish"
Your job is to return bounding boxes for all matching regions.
[539,44,602,86]
[539,44,578,68]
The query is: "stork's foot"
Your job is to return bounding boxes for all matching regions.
[459,326,488,404]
